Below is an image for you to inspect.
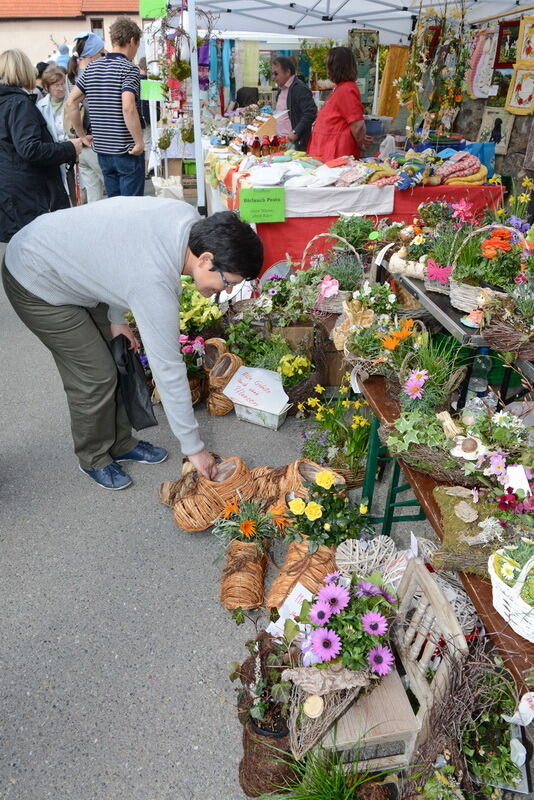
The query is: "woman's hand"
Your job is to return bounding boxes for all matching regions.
[71,138,84,156]
[110,323,140,352]
[188,450,217,479]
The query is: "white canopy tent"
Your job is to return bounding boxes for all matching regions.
[201,0,534,45]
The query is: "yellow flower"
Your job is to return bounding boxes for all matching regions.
[339,385,349,394]
[519,193,531,204]
[489,174,502,185]
[315,412,324,421]
[343,372,350,381]
[307,397,320,408]
[297,402,305,411]
[359,504,368,515]
[323,522,331,531]
[496,208,505,216]
[522,177,534,189]
[315,470,336,490]
[351,423,359,429]
[304,501,323,521]
[326,408,335,415]
[288,497,306,515]
[341,400,351,407]
[314,384,325,394]
[353,400,362,409]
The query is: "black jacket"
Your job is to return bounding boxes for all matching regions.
[277,77,317,151]
[0,85,74,242]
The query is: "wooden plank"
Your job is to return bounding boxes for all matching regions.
[360,376,534,690]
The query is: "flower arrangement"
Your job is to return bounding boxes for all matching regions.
[417,200,455,227]
[452,226,530,293]
[277,353,314,389]
[213,497,286,553]
[328,216,376,257]
[297,374,371,473]
[180,276,222,335]
[178,334,205,378]
[491,538,534,605]
[295,572,396,673]
[285,469,373,551]
[257,265,324,324]
[352,280,398,315]
[399,332,466,412]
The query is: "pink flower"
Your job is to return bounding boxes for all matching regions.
[182,345,194,354]
[324,571,341,584]
[425,259,453,284]
[361,611,389,635]
[368,644,395,676]
[515,272,528,284]
[404,377,425,399]
[310,627,342,662]
[408,368,429,383]
[451,199,476,224]
[319,275,340,299]
[179,334,190,344]
[483,451,509,484]
[317,583,350,614]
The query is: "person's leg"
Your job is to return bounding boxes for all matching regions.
[97,153,121,198]
[115,153,145,197]
[2,263,136,470]
[79,148,105,203]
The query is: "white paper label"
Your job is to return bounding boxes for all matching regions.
[505,465,532,496]
[265,582,313,638]
[223,366,289,414]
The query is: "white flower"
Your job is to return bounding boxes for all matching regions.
[361,281,372,297]
[500,561,518,580]
[412,234,425,245]
[368,297,375,304]
[327,446,339,460]
[387,294,396,303]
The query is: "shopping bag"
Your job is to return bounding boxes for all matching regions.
[110,334,158,430]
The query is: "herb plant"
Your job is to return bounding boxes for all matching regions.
[329,216,375,253]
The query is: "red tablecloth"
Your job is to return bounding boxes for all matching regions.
[257,184,503,274]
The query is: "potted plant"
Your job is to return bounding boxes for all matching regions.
[179,275,222,337]
[230,628,297,797]
[178,334,206,404]
[480,276,534,359]
[297,373,372,486]
[266,470,373,608]
[213,497,286,610]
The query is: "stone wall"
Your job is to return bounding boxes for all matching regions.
[454,98,534,180]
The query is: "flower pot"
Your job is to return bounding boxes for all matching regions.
[265,537,336,609]
[220,539,267,611]
[239,718,295,797]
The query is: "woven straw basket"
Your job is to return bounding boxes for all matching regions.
[173,456,254,532]
[203,338,228,372]
[301,232,363,315]
[450,225,521,313]
[265,538,336,609]
[488,551,534,643]
[220,540,267,610]
[207,352,244,416]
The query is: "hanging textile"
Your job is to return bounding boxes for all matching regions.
[377,45,409,117]
[466,28,499,99]
[234,40,245,91]
[222,39,232,86]
[243,41,260,87]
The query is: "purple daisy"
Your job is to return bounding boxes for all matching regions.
[317,583,350,613]
[310,627,342,662]
[380,588,397,604]
[361,611,389,636]
[309,601,333,626]
[324,571,341,584]
[368,644,395,676]
[354,580,382,598]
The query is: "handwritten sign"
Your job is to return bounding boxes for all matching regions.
[266,583,313,636]
[240,188,285,223]
[223,367,288,414]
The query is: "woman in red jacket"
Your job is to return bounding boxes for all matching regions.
[307,46,372,163]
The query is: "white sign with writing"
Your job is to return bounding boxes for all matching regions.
[223,367,289,414]
[265,582,313,638]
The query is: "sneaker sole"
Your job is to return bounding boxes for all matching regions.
[115,453,169,465]
[78,464,133,490]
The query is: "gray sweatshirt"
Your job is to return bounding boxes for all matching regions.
[6,196,205,456]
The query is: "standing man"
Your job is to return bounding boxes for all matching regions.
[271,55,317,152]
[66,17,145,197]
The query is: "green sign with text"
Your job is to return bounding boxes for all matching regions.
[139,0,167,18]
[240,188,285,223]
[140,79,165,102]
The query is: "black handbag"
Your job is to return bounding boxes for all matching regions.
[110,334,158,430]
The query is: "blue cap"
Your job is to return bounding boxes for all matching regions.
[74,31,106,58]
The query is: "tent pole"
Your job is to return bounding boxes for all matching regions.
[187,0,207,216]
[470,4,534,23]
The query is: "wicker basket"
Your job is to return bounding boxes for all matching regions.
[301,233,363,314]
[265,538,336,609]
[285,324,328,416]
[396,350,467,410]
[207,352,244,416]
[423,273,452,296]
[220,539,267,611]
[393,280,422,310]
[331,465,365,489]
[488,551,534,643]
[482,318,534,360]
[203,338,228,372]
[449,225,522,313]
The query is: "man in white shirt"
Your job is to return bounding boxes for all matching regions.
[271,56,317,151]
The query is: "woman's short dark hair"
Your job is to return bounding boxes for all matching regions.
[327,47,357,84]
[110,17,141,47]
[272,56,296,76]
[188,212,263,280]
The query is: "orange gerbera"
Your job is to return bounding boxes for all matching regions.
[239,520,256,538]
[492,228,511,240]
[222,497,239,518]
[390,320,415,342]
[382,335,400,350]
[481,244,498,259]
[269,503,289,529]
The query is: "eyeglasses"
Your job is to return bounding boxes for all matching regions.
[217,264,242,292]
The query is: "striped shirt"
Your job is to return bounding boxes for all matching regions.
[77,53,141,155]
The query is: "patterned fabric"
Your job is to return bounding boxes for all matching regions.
[377,45,410,117]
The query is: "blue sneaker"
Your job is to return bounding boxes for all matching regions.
[79,462,132,490]
[115,440,168,464]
